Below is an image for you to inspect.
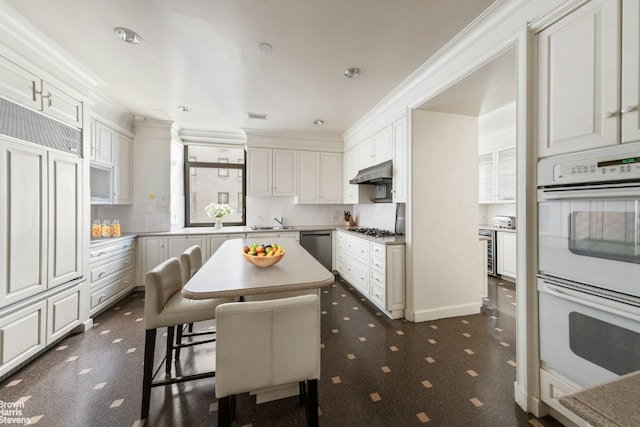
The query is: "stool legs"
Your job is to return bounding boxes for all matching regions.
[306,379,319,427]
[141,328,156,419]
[165,326,175,376]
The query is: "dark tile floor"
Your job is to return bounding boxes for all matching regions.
[0,276,564,426]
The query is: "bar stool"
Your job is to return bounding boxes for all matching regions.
[175,245,214,358]
[141,257,231,419]
[214,294,321,427]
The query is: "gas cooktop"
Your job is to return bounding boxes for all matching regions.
[347,227,403,237]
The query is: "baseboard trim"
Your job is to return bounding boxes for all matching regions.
[411,302,480,323]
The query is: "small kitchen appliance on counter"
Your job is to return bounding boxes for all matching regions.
[493,215,516,229]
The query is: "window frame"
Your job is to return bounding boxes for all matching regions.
[183,145,246,227]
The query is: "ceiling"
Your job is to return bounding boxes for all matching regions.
[418,46,516,117]
[4,0,497,138]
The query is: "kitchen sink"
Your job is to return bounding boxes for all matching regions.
[250,226,294,230]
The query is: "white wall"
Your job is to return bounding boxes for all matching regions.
[409,110,481,321]
[352,203,397,231]
[247,197,350,228]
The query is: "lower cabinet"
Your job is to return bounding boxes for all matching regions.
[540,369,589,426]
[208,234,247,258]
[246,231,300,242]
[89,236,135,316]
[497,231,517,280]
[0,280,82,379]
[336,231,405,319]
[137,235,206,286]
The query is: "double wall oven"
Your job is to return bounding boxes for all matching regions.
[537,142,640,388]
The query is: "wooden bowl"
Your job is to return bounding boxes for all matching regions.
[242,250,285,268]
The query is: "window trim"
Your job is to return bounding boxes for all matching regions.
[184,145,246,227]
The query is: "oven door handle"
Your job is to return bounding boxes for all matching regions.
[538,184,640,200]
[542,283,640,322]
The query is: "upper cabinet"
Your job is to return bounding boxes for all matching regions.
[296,151,341,204]
[246,147,296,197]
[0,54,82,129]
[537,0,640,157]
[90,118,133,205]
[359,126,393,169]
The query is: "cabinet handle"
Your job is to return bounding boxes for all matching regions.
[124,280,130,285]
[621,105,638,114]
[98,295,106,303]
[124,261,129,265]
[602,110,618,119]
[98,271,106,278]
[31,81,39,101]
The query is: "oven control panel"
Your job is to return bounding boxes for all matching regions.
[553,155,640,182]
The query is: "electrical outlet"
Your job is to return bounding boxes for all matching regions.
[330,215,337,221]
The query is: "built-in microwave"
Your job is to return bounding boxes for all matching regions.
[90,162,113,204]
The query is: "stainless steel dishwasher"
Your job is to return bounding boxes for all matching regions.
[300,230,332,271]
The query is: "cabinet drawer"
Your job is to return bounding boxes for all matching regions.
[370,283,386,309]
[90,253,133,282]
[540,369,588,426]
[90,238,135,264]
[91,271,134,310]
[370,242,385,258]
[347,237,369,264]
[370,253,385,273]
[345,260,368,294]
[370,269,386,289]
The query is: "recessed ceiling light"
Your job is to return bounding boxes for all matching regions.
[258,42,273,54]
[114,27,143,45]
[343,67,361,79]
[248,112,268,120]
[313,119,324,125]
[177,106,191,112]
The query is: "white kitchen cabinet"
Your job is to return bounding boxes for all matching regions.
[166,235,207,263]
[0,139,82,306]
[0,139,48,306]
[208,233,246,258]
[113,132,132,204]
[48,150,83,288]
[89,236,135,316]
[359,126,393,168]
[622,0,640,143]
[137,234,207,286]
[246,231,299,242]
[537,0,627,157]
[246,148,296,197]
[47,285,82,344]
[497,231,517,280]
[0,300,47,378]
[0,54,82,128]
[343,147,373,204]
[478,146,515,203]
[296,151,341,204]
[336,231,405,319]
[91,120,114,165]
[392,116,407,203]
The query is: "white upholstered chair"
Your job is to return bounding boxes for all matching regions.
[141,257,231,419]
[215,294,321,427]
[175,245,211,358]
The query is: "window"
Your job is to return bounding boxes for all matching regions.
[184,145,246,226]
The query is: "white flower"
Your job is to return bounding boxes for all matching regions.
[205,203,233,219]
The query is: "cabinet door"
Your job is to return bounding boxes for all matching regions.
[208,234,244,258]
[166,235,206,263]
[41,81,82,128]
[113,133,133,204]
[0,55,40,111]
[478,151,495,203]
[392,117,407,203]
[48,151,82,288]
[139,236,166,284]
[0,300,46,377]
[373,126,393,163]
[537,0,619,157]
[47,285,81,344]
[496,147,516,202]
[622,0,640,143]
[0,139,47,307]
[247,148,272,196]
[297,151,320,203]
[343,148,356,203]
[272,149,296,196]
[358,139,374,169]
[93,121,115,165]
[497,232,517,279]
[320,152,341,203]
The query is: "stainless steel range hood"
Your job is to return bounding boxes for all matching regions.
[349,160,393,184]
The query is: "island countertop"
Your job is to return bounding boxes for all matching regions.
[182,238,335,299]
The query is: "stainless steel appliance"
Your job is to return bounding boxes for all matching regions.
[492,215,515,229]
[537,142,640,387]
[347,227,402,237]
[349,160,392,184]
[479,228,497,276]
[300,230,332,271]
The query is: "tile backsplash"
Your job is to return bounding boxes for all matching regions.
[246,197,352,228]
[352,203,397,231]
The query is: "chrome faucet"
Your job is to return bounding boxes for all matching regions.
[273,216,284,226]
